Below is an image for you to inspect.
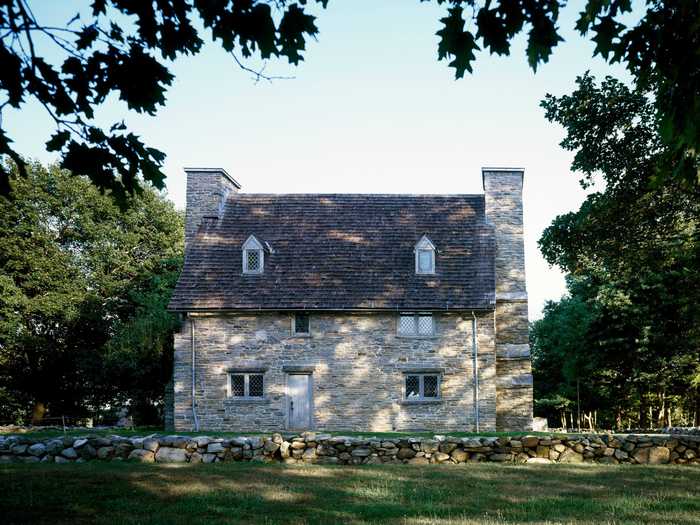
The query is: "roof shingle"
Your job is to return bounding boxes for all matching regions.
[168,194,495,311]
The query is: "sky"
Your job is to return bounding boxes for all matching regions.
[4,0,631,320]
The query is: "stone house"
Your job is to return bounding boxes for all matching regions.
[167,167,533,432]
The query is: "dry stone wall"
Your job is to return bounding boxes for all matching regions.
[2,433,698,466]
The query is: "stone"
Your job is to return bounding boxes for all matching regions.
[536,446,549,458]
[55,456,71,464]
[46,440,64,455]
[553,444,566,453]
[264,440,280,453]
[207,442,225,454]
[10,444,27,455]
[351,448,371,457]
[202,453,217,463]
[397,447,416,460]
[249,437,264,449]
[194,436,211,447]
[155,447,187,463]
[684,449,697,460]
[290,441,306,450]
[614,449,628,460]
[450,449,469,462]
[434,452,450,462]
[61,447,78,459]
[407,457,429,464]
[302,448,317,462]
[558,449,584,464]
[490,453,511,462]
[280,441,291,459]
[648,447,670,464]
[439,442,457,454]
[526,457,550,464]
[521,436,539,448]
[97,446,114,459]
[79,444,97,459]
[128,449,155,463]
[143,438,160,452]
[73,438,88,449]
[27,443,46,456]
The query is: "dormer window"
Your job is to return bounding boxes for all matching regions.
[415,235,435,274]
[242,235,264,274]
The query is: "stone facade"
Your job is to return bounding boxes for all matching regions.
[483,169,533,430]
[3,432,699,466]
[170,167,533,432]
[174,311,497,432]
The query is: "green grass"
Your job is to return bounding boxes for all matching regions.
[0,427,560,439]
[1,462,699,524]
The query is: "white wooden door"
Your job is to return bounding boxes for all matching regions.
[287,374,311,429]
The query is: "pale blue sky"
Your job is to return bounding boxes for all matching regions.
[5,1,629,319]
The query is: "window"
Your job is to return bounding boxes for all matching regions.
[242,235,264,274]
[405,374,441,400]
[414,235,435,274]
[398,313,434,337]
[293,313,310,335]
[229,373,264,398]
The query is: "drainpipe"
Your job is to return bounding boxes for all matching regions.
[191,316,200,431]
[472,311,480,433]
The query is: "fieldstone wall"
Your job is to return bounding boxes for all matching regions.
[483,169,533,431]
[173,312,497,432]
[2,433,698,466]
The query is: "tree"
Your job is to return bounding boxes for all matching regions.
[1,1,698,201]
[535,74,700,429]
[0,161,183,424]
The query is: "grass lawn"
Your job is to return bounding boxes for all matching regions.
[0,427,561,439]
[1,462,699,524]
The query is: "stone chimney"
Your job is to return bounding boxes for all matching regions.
[184,167,241,251]
[482,168,533,431]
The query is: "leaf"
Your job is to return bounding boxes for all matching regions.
[436,7,479,79]
[76,25,99,50]
[45,130,71,152]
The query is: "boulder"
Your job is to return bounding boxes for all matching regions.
[207,442,225,454]
[559,449,584,463]
[264,440,280,454]
[434,452,450,462]
[54,455,71,464]
[97,446,114,460]
[521,436,539,448]
[155,447,187,463]
[397,447,416,460]
[280,442,291,459]
[526,457,550,464]
[648,447,670,464]
[73,438,88,449]
[143,438,159,452]
[351,448,371,457]
[10,444,27,455]
[128,449,155,463]
[61,447,78,459]
[27,443,46,456]
[451,449,469,462]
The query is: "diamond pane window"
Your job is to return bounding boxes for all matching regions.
[399,315,416,335]
[246,249,261,271]
[229,373,264,398]
[423,375,438,398]
[294,313,310,334]
[404,373,441,400]
[231,375,245,397]
[248,374,264,397]
[405,375,420,399]
[417,315,434,335]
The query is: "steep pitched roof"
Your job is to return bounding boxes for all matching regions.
[168,194,495,311]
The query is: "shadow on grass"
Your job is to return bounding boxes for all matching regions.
[1,462,699,525]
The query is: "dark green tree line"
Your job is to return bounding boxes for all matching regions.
[532,74,700,430]
[0,161,183,424]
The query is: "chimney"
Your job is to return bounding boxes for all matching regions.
[482,167,532,431]
[482,168,526,300]
[184,167,241,251]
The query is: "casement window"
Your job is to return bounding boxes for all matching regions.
[404,373,441,400]
[242,235,264,274]
[229,373,264,399]
[415,235,436,274]
[293,313,310,335]
[398,313,435,337]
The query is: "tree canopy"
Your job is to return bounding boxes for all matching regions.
[1,0,698,201]
[0,161,183,425]
[533,74,700,429]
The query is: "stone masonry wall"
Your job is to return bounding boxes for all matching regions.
[483,169,533,431]
[2,432,698,466]
[184,169,239,251]
[173,311,496,432]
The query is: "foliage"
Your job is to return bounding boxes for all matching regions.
[1,1,699,200]
[0,161,183,424]
[534,74,700,429]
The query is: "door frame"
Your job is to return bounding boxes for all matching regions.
[284,372,314,430]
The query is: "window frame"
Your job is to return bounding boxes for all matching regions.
[242,235,264,275]
[404,373,441,401]
[414,235,436,275]
[228,372,265,399]
[292,312,311,336]
[397,312,435,338]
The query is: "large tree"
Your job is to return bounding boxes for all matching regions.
[0,0,698,200]
[0,161,183,424]
[534,74,700,429]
